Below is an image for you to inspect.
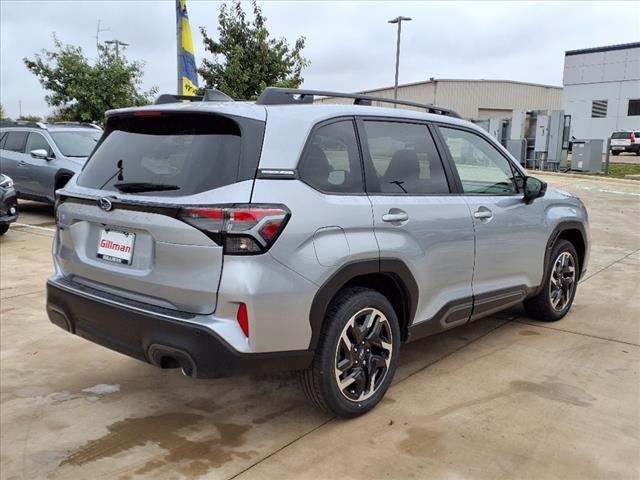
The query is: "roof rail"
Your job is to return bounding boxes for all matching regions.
[255,87,461,118]
[0,120,47,129]
[52,121,102,130]
[154,89,234,105]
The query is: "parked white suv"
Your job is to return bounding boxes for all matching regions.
[610,130,640,156]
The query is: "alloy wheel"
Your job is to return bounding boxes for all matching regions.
[549,251,576,312]
[334,307,393,401]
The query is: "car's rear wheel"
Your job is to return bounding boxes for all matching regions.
[0,224,9,236]
[299,287,400,418]
[611,151,620,156]
[524,239,579,322]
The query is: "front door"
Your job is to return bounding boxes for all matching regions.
[358,118,476,334]
[436,125,547,319]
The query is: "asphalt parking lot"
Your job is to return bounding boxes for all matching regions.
[1,174,638,480]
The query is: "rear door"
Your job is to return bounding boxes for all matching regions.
[0,131,30,195]
[55,111,264,314]
[435,125,547,318]
[358,118,476,331]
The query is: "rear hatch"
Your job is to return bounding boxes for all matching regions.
[610,131,632,148]
[55,108,265,314]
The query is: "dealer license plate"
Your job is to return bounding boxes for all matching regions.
[97,229,135,265]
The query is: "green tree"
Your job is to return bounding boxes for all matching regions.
[24,35,157,123]
[199,1,309,100]
[17,115,43,123]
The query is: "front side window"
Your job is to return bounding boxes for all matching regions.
[50,131,101,157]
[298,120,363,194]
[439,127,517,194]
[3,131,28,153]
[363,121,449,194]
[25,132,53,156]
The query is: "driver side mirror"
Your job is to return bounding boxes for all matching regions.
[524,176,547,204]
[30,149,53,161]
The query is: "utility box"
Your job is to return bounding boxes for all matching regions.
[506,139,527,163]
[571,140,603,173]
[534,115,550,153]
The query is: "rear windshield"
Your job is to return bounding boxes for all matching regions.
[51,131,101,157]
[77,113,264,196]
[611,132,631,139]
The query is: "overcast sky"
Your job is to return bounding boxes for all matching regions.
[1,1,638,118]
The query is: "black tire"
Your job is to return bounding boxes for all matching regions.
[524,239,579,322]
[611,151,620,156]
[0,224,8,236]
[298,287,401,418]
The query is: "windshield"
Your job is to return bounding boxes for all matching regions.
[50,131,102,157]
[77,113,247,196]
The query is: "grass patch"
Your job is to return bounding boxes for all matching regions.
[604,163,640,178]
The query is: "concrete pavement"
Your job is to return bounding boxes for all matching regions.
[0,175,638,479]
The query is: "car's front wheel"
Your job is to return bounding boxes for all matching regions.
[524,239,579,322]
[0,224,8,236]
[299,287,400,418]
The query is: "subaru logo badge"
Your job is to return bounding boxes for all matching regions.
[97,197,113,211]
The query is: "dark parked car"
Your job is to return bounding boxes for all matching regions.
[0,122,102,203]
[0,173,18,235]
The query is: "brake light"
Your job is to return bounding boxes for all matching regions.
[179,204,290,254]
[631,132,636,144]
[237,303,249,337]
[133,111,164,117]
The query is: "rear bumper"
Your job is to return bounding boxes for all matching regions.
[46,277,313,378]
[610,144,639,152]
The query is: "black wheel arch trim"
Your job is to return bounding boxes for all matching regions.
[533,220,588,297]
[308,258,419,350]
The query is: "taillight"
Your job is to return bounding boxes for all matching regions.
[631,132,636,144]
[237,303,249,337]
[179,204,290,254]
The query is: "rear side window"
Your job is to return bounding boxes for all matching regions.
[298,120,364,194]
[77,113,263,196]
[362,121,449,194]
[3,131,28,152]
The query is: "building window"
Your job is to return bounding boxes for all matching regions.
[591,100,608,118]
[628,99,640,117]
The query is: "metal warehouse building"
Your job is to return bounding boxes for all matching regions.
[562,42,640,146]
[316,78,562,119]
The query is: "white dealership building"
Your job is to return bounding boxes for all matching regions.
[562,42,640,147]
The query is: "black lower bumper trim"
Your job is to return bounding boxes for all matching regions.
[46,279,313,378]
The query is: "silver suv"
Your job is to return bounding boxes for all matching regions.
[46,89,590,417]
[0,122,102,203]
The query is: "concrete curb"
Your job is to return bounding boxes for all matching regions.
[532,171,640,185]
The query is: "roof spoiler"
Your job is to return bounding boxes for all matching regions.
[154,89,234,105]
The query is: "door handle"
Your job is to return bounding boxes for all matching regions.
[473,209,493,220]
[382,211,409,223]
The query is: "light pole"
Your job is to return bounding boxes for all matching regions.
[105,39,129,59]
[388,16,412,104]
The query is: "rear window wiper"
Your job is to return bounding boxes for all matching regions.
[113,182,181,193]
